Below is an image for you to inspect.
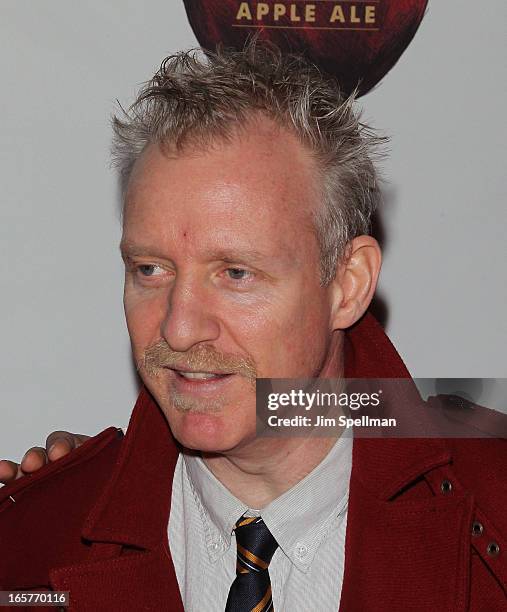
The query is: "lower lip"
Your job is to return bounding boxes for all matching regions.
[171,370,236,395]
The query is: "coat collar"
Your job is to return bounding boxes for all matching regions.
[81,387,179,550]
[81,312,449,548]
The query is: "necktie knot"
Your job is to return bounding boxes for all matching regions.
[225,515,278,612]
[233,516,278,574]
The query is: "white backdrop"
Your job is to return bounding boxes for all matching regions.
[1,1,506,460]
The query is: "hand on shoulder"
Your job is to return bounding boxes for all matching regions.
[0,431,90,484]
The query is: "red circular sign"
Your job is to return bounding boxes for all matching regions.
[183,0,428,96]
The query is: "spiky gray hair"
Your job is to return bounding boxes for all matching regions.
[112,40,385,285]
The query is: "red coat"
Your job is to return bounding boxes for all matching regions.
[1,313,506,611]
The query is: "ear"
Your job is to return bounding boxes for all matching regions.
[329,236,382,330]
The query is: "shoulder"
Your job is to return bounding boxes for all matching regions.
[425,394,507,527]
[425,393,507,439]
[0,426,123,588]
[424,393,507,471]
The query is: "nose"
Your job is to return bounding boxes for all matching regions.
[160,275,220,353]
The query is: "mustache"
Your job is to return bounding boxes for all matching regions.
[142,340,257,381]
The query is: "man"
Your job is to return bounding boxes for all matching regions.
[0,42,505,611]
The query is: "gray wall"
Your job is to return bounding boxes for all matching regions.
[1,1,506,460]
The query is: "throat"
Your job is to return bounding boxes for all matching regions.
[202,434,340,508]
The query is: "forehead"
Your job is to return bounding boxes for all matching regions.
[122,119,321,262]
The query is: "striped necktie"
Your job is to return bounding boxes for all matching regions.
[225,515,278,612]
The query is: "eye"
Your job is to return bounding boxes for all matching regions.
[137,264,165,277]
[226,267,253,281]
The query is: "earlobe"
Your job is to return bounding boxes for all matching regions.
[330,236,382,330]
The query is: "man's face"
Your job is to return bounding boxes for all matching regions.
[121,119,337,453]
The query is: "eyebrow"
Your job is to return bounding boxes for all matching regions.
[119,242,273,266]
[205,248,270,265]
[120,242,165,260]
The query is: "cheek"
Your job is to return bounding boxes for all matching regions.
[276,320,329,375]
[124,287,167,358]
[296,307,331,369]
[230,292,330,377]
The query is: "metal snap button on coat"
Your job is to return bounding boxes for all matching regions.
[487,542,500,557]
[471,521,484,537]
[440,479,452,493]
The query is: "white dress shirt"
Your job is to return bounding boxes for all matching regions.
[168,432,352,611]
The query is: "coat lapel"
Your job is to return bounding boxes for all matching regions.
[340,314,474,611]
[339,436,474,612]
[50,387,184,610]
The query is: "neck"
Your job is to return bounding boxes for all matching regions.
[203,435,340,508]
[202,331,345,508]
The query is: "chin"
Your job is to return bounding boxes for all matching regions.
[146,372,257,452]
[164,406,255,454]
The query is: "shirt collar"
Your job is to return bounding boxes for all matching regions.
[183,431,352,570]
[261,431,352,572]
[183,452,248,562]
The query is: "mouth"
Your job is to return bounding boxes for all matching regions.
[167,368,236,396]
[173,369,233,381]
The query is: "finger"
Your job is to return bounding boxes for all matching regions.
[46,438,73,461]
[0,459,20,483]
[70,433,90,447]
[45,431,89,459]
[20,447,48,473]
